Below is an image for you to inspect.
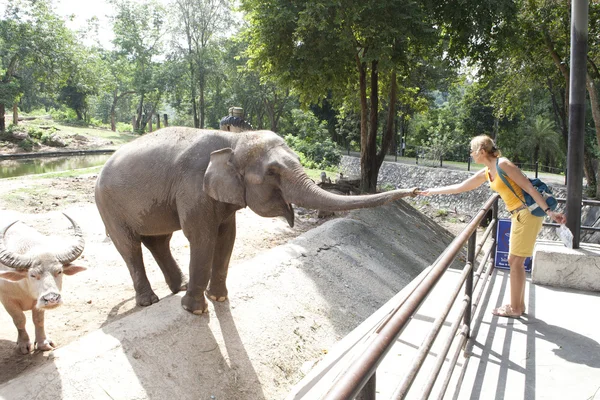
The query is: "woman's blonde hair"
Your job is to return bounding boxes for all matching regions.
[470,135,501,157]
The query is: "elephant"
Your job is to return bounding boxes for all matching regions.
[95,127,417,315]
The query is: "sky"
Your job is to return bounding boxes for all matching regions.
[0,0,172,48]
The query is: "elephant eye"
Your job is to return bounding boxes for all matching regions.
[266,168,277,176]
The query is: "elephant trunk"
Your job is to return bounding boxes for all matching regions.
[282,170,417,212]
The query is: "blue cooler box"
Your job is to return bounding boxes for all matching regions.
[495,219,532,272]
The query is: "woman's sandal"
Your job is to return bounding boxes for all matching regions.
[492,304,522,318]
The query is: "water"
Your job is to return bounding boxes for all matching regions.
[0,153,113,179]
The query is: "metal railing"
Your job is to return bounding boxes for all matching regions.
[288,194,600,399]
[316,194,501,400]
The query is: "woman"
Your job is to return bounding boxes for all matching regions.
[417,135,566,318]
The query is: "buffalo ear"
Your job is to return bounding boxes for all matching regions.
[62,265,87,276]
[0,270,27,282]
[203,148,246,207]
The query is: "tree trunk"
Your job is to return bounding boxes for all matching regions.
[584,146,597,193]
[586,72,600,198]
[365,61,379,193]
[12,103,18,125]
[111,90,118,132]
[136,94,145,131]
[356,55,370,193]
[0,103,5,132]
[377,70,397,167]
[189,59,199,128]
[199,73,205,129]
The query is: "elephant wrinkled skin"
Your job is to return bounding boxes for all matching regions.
[95,127,417,314]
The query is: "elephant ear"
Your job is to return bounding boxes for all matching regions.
[203,148,246,207]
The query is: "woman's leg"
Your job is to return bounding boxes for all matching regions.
[508,254,527,314]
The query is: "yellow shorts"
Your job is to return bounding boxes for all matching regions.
[509,209,544,257]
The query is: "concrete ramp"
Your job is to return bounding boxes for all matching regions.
[0,200,460,400]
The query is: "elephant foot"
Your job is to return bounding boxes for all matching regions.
[136,290,160,307]
[206,289,228,303]
[166,274,188,294]
[181,293,208,315]
[36,338,55,351]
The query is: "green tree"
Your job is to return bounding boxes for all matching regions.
[241,0,515,193]
[110,0,165,132]
[0,0,75,131]
[518,115,564,169]
[172,0,234,128]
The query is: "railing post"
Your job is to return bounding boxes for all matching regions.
[535,161,539,178]
[464,231,476,338]
[467,155,471,171]
[356,373,376,400]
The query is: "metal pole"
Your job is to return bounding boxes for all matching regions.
[566,0,588,249]
[464,232,476,337]
[356,374,376,400]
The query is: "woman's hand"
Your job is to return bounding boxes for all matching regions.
[416,189,432,196]
[548,210,566,224]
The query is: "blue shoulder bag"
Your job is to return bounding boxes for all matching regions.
[496,158,558,217]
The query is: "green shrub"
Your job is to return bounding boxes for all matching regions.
[285,134,341,170]
[116,122,133,133]
[19,138,35,151]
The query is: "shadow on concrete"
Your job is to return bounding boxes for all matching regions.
[524,284,600,369]
[99,295,138,328]
[0,340,61,394]
[97,295,267,400]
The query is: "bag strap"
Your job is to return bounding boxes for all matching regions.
[495,158,526,206]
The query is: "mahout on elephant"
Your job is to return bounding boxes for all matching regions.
[95,127,417,315]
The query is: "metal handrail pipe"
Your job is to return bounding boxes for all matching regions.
[472,242,495,293]
[322,195,499,400]
[421,246,495,400]
[543,222,600,232]
[434,257,496,400]
[419,298,470,400]
[555,197,600,206]
[435,324,471,400]
[475,219,496,259]
[390,262,474,399]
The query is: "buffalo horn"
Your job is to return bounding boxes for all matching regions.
[0,221,33,270]
[54,213,85,265]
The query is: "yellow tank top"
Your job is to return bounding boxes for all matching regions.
[485,161,525,212]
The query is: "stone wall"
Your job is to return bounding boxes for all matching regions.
[340,156,497,216]
[339,156,584,241]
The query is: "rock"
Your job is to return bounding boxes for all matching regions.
[45,133,67,147]
[11,131,29,140]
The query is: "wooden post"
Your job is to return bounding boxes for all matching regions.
[163,114,168,127]
[156,113,161,129]
[148,112,153,132]
[132,116,137,131]
[12,104,18,125]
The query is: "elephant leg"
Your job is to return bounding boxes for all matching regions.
[110,228,158,306]
[207,215,236,302]
[180,227,217,315]
[141,234,187,294]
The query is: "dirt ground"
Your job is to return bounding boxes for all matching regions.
[0,172,469,392]
[0,169,349,385]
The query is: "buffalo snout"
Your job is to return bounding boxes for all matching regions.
[39,292,62,309]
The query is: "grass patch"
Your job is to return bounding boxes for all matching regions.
[304,167,339,182]
[29,166,103,179]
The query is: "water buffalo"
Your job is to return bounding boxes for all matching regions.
[0,214,86,354]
